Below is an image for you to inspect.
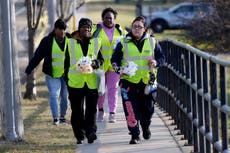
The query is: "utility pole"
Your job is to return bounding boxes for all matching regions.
[136,0,143,16]
[72,0,77,31]
[11,0,24,139]
[0,0,24,141]
[1,0,17,141]
[46,0,56,32]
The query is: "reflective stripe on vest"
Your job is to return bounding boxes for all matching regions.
[52,37,68,78]
[121,36,156,84]
[67,38,100,89]
[96,28,122,72]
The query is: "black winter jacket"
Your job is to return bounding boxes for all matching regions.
[25,31,71,77]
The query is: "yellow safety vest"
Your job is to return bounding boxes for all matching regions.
[120,36,157,84]
[67,38,101,89]
[52,37,68,78]
[99,29,122,72]
[92,24,124,72]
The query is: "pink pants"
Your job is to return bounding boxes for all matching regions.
[97,70,120,113]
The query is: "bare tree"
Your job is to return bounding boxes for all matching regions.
[24,0,45,99]
[185,0,230,53]
[56,0,85,22]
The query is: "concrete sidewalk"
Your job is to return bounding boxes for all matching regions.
[75,98,192,153]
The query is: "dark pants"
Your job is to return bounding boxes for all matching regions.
[119,79,154,137]
[67,84,98,141]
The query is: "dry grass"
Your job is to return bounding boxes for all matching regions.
[0,69,76,153]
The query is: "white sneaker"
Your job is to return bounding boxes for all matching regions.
[53,118,59,125]
[97,111,104,122]
[109,114,116,123]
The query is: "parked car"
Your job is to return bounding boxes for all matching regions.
[146,2,213,33]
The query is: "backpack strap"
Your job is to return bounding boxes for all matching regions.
[115,24,122,35]
[92,24,102,38]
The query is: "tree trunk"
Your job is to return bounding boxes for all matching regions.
[24,0,45,100]
[24,29,37,100]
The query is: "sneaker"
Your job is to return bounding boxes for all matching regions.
[129,135,140,144]
[53,118,59,125]
[143,128,151,140]
[59,118,67,125]
[97,111,104,122]
[87,133,97,144]
[77,135,85,144]
[77,139,84,144]
[109,113,116,123]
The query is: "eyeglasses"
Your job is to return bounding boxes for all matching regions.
[132,25,144,29]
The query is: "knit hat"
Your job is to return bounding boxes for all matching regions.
[54,18,67,30]
[78,18,92,30]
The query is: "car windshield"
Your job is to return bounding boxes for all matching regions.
[168,3,184,12]
[172,5,193,14]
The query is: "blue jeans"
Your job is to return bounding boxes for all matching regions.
[45,76,68,119]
